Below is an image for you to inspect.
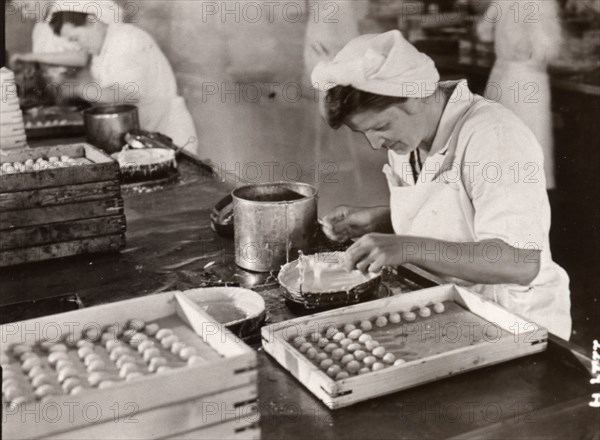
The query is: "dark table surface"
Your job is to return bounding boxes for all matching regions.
[0,157,596,440]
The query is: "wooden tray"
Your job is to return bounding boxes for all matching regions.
[261,284,548,409]
[1,290,259,439]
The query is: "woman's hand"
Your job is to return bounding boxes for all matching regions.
[345,233,408,273]
[321,206,392,243]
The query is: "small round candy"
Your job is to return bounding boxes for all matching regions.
[119,363,139,378]
[292,336,306,347]
[109,347,131,362]
[57,367,80,383]
[346,360,361,374]
[4,385,26,402]
[161,335,179,350]
[402,311,416,322]
[171,342,187,356]
[347,329,363,340]
[55,359,75,372]
[156,328,174,340]
[389,313,401,324]
[48,344,68,353]
[340,354,354,365]
[62,377,81,393]
[433,303,445,314]
[375,316,388,328]
[83,353,102,367]
[339,338,353,349]
[9,395,31,406]
[358,367,370,375]
[343,324,356,334]
[360,320,373,331]
[317,338,329,348]
[364,340,380,351]
[332,332,345,342]
[363,356,376,366]
[346,343,361,353]
[104,324,122,337]
[21,357,42,372]
[98,380,118,390]
[137,340,156,354]
[88,372,111,387]
[105,340,123,352]
[77,346,95,359]
[372,362,386,371]
[306,347,318,359]
[372,346,386,358]
[125,372,145,381]
[358,334,372,343]
[299,342,312,353]
[157,366,172,374]
[309,333,321,343]
[144,323,160,336]
[323,343,338,353]
[187,356,205,366]
[179,347,197,361]
[331,348,345,360]
[336,371,349,380]
[142,347,161,362]
[128,333,148,348]
[320,359,334,370]
[70,385,85,395]
[83,327,101,342]
[326,365,341,377]
[76,339,94,349]
[393,359,406,366]
[324,326,338,339]
[115,355,137,368]
[148,357,168,372]
[353,350,367,361]
[39,340,55,350]
[383,353,396,364]
[27,366,45,379]
[20,352,38,362]
[31,373,53,388]
[418,307,431,318]
[34,384,58,398]
[87,360,107,372]
[316,352,328,362]
[12,344,33,356]
[127,319,146,331]
[101,332,117,346]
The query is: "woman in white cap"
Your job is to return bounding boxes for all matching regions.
[313,30,571,340]
[27,4,198,151]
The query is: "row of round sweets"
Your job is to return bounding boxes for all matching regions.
[25,119,74,128]
[2,320,206,406]
[289,303,446,380]
[0,156,82,174]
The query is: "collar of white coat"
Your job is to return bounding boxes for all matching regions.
[387,79,475,185]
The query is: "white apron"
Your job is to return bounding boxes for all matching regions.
[383,99,571,340]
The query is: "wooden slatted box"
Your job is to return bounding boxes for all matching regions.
[262,284,548,409]
[1,290,260,439]
[0,143,126,266]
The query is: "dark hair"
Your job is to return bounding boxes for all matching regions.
[324,86,408,129]
[49,11,90,35]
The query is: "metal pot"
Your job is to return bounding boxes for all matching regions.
[232,182,318,273]
[83,105,139,154]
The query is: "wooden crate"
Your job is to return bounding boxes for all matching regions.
[1,290,259,440]
[0,143,126,266]
[261,284,548,409]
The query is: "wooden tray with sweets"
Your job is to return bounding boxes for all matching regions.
[261,284,548,409]
[0,142,126,267]
[1,290,259,440]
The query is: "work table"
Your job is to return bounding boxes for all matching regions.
[0,157,595,439]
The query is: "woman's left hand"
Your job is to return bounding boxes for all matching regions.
[345,233,409,273]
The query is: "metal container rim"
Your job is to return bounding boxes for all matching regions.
[83,105,139,118]
[231,181,318,204]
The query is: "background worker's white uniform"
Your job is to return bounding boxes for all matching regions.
[384,80,571,340]
[91,23,198,152]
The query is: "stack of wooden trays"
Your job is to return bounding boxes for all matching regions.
[0,143,126,267]
[1,290,260,439]
[0,67,28,152]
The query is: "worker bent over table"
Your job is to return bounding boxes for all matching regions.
[312,30,571,340]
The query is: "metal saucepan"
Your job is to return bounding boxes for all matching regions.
[83,105,139,154]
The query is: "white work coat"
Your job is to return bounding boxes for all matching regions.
[383,80,571,340]
[91,24,198,152]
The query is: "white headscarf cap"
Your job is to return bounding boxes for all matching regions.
[45,1,125,24]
